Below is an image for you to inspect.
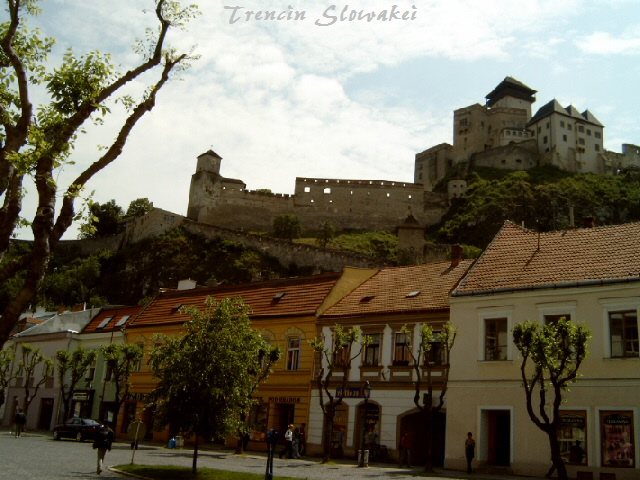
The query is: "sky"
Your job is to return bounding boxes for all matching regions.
[11,0,640,239]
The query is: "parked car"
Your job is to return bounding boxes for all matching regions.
[53,417,104,441]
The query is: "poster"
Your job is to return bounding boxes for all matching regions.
[601,411,635,468]
[559,410,587,465]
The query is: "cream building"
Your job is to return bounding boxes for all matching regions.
[446,221,640,479]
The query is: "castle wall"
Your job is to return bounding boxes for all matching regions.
[472,140,539,171]
[415,143,454,191]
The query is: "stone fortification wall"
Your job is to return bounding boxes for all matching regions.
[471,139,539,171]
[182,220,381,271]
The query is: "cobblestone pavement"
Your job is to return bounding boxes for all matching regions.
[0,430,546,480]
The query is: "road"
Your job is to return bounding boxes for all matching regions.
[0,430,545,480]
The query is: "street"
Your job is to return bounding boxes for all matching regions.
[0,430,543,480]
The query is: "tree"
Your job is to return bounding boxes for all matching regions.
[79,199,124,239]
[15,343,53,412]
[149,297,274,474]
[0,0,199,348]
[272,214,301,241]
[512,317,591,480]
[310,325,369,462]
[402,322,456,471]
[317,221,336,249]
[0,348,16,410]
[125,197,154,219]
[101,343,143,433]
[235,344,280,454]
[55,347,96,422]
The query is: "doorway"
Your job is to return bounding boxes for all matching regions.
[399,409,446,467]
[38,398,54,430]
[482,409,511,466]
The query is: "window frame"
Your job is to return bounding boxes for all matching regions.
[392,331,411,366]
[600,299,640,359]
[362,332,381,367]
[478,309,513,361]
[286,336,301,371]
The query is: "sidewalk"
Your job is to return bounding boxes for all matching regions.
[119,443,549,480]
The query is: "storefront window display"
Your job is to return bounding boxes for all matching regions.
[600,410,635,468]
[558,410,587,465]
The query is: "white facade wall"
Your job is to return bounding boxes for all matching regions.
[447,282,640,479]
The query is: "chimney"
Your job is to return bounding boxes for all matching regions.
[582,216,595,228]
[450,244,463,268]
[177,278,197,290]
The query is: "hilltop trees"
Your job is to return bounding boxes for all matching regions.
[0,0,199,348]
[513,317,591,480]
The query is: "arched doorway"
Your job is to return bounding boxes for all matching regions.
[399,409,446,467]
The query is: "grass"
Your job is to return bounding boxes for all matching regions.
[114,464,302,480]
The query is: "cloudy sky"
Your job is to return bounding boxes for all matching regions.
[14,0,640,239]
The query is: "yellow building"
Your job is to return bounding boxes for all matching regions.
[125,269,375,447]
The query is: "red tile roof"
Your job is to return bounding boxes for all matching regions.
[453,221,640,296]
[82,305,142,334]
[322,260,474,318]
[128,273,342,328]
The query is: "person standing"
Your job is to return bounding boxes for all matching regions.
[279,424,294,459]
[14,407,27,437]
[465,432,476,473]
[398,431,413,468]
[93,425,114,475]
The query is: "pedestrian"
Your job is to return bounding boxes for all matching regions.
[398,431,413,468]
[292,426,301,458]
[14,407,26,437]
[465,431,476,473]
[279,424,294,459]
[93,425,114,475]
[298,423,306,456]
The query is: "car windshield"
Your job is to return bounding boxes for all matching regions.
[82,419,101,426]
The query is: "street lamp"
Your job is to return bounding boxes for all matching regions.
[358,380,372,467]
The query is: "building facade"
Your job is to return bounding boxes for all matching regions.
[446,221,640,479]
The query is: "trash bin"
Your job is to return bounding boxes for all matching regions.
[175,435,184,448]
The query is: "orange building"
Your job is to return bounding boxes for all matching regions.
[125,269,375,447]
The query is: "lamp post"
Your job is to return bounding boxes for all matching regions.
[358,380,372,467]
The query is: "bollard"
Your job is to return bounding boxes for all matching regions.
[363,449,369,467]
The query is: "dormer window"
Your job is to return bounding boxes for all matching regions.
[406,290,421,298]
[272,292,286,302]
[360,295,375,303]
[96,316,113,330]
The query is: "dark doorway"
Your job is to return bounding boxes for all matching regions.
[486,410,510,466]
[38,398,54,430]
[399,409,446,467]
[275,403,295,434]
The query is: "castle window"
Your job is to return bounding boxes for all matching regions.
[560,121,565,128]
[568,124,572,131]
[329,200,333,203]
[595,131,601,139]
[578,125,584,133]
[516,158,522,163]
[537,126,541,133]
[350,191,353,195]
[595,144,600,151]
[310,199,314,203]
[304,187,310,193]
[587,129,591,136]
[563,134,567,142]
[323,187,331,194]
[408,195,412,199]
[578,138,585,145]
[543,136,548,144]
[546,122,549,129]
[386,193,390,198]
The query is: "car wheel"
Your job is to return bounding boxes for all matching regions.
[53,431,60,440]
[76,432,83,442]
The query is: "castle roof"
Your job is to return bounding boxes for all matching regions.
[198,149,222,159]
[128,273,343,327]
[529,99,603,127]
[322,260,474,318]
[453,221,640,297]
[486,76,536,107]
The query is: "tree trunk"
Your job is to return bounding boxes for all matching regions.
[424,408,434,472]
[322,409,335,463]
[547,429,568,480]
[192,434,199,474]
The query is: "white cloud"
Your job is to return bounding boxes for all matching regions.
[577,31,640,55]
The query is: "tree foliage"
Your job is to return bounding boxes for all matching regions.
[402,322,456,471]
[15,342,53,412]
[55,346,96,422]
[149,297,276,473]
[0,348,16,410]
[125,197,154,219]
[310,325,369,462]
[0,0,199,348]
[438,168,640,248]
[78,199,125,239]
[272,214,301,241]
[512,317,591,480]
[101,343,143,432]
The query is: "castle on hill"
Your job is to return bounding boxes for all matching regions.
[187,77,640,232]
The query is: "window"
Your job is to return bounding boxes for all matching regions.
[609,310,639,358]
[578,138,585,145]
[595,131,601,139]
[558,410,587,465]
[600,410,635,468]
[568,124,572,131]
[563,134,567,142]
[332,343,350,368]
[595,144,600,152]
[286,337,301,370]
[424,333,445,366]
[393,332,410,366]
[96,316,113,330]
[543,136,548,144]
[362,333,380,367]
[85,359,96,381]
[586,129,591,136]
[578,125,584,133]
[304,186,310,193]
[323,187,331,194]
[484,318,508,360]
[560,121,565,128]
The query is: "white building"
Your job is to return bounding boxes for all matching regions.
[446,221,640,479]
